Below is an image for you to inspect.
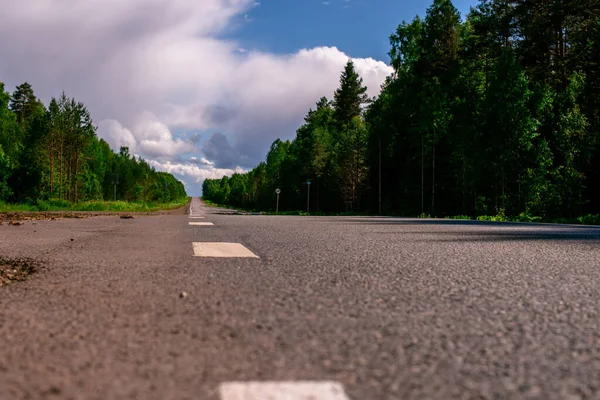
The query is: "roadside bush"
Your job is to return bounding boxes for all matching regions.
[477,208,508,222]
[515,212,542,223]
[445,215,471,220]
[578,214,600,225]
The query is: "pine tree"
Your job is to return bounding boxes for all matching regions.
[418,0,462,83]
[9,82,42,127]
[332,61,370,127]
[336,116,368,210]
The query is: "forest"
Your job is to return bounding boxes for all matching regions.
[0,83,187,208]
[203,0,600,222]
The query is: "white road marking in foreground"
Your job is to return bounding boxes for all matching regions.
[192,242,259,258]
[189,222,214,226]
[219,381,350,400]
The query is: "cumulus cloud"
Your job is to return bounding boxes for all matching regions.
[146,159,246,185]
[98,113,195,160]
[97,120,138,152]
[0,0,393,194]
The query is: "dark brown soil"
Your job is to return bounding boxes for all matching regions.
[0,257,38,287]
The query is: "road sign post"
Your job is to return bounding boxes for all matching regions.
[112,173,119,201]
[275,188,281,214]
[307,181,311,213]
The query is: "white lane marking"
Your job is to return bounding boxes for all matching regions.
[189,216,205,219]
[192,242,259,258]
[189,222,214,226]
[219,381,350,400]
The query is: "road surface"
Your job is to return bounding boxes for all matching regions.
[1,198,600,399]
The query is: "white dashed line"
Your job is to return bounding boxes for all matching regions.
[192,242,259,258]
[218,381,350,400]
[189,222,214,226]
[189,216,205,219]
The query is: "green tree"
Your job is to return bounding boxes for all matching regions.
[553,72,590,217]
[333,61,370,127]
[9,82,42,127]
[0,83,21,168]
[336,116,368,210]
[0,145,12,201]
[483,47,539,214]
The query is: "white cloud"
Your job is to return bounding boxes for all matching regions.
[147,160,246,184]
[97,120,138,152]
[97,113,195,160]
[189,156,215,166]
[0,0,393,195]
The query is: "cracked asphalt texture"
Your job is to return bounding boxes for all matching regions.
[1,198,600,400]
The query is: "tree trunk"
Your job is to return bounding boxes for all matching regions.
[518,168,521,212]
[421,129,424,215]
[317,176,320,211]
[501,165,505,210]
[49,134,54,195]
[432,140,436,216]
[378,136,382,215]
[74,153,79,203]
[59,136,63,200]
[462,142,466,215]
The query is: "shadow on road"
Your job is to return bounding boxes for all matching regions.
[339,218,600,242]
[346,217,600,228]
[418,230,600,242]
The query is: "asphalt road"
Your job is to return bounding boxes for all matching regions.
[1,198,600,399]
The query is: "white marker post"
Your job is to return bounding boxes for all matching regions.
[275,188,281,214]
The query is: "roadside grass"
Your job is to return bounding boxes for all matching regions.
[439,209,600,226]
[201,199,234,209]
[0,197,190,213]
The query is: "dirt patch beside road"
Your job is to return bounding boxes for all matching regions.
[0,257,38,287]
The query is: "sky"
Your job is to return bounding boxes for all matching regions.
[0,0,476,196]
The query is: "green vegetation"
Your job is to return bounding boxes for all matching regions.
[201,199,228,208]
[0,83,187,209]
[0,197,189,213]
[203,0,600,224]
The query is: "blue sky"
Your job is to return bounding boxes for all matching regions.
[229,0,476,62]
